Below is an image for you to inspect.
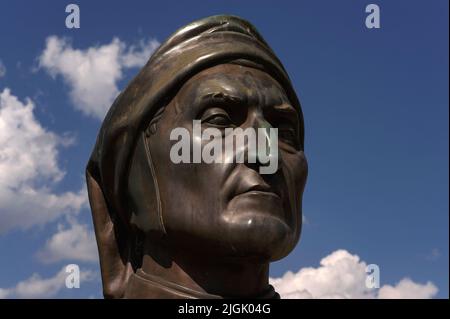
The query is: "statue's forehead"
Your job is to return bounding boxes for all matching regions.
[175,64,290,110]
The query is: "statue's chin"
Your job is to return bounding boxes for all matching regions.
[219,211,299,262]
[162,213,298,263]
[211,192,300,261]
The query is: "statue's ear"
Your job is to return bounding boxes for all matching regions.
[86,165,133,299]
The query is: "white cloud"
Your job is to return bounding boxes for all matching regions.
[0,59,5,77]
[37,218,98,264]
[0,266,96,299]
[378,278,438,299]
[38,36,159,120]
[0,288,9,299]
[270,249,438,299]
[0,88,87,234]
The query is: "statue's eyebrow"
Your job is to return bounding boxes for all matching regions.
[268,102,301,131]
[201,91,245,105]
[272,102,297,115]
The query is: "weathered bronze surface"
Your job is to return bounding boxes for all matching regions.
[86,15,307,299]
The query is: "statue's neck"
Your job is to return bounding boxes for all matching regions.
[125,240,279,299]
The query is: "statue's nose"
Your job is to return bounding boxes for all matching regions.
[245,116,281,173]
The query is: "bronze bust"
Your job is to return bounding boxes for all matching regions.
[86,15,307,299]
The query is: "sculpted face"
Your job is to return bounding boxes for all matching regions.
[130,64,307,262]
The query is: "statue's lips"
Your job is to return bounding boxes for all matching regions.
[233,180,281,200]
[236,188,281,200]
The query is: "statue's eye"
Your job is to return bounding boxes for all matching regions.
[201,107,233,127]
[278,128,297,146]
[275,123,299,151]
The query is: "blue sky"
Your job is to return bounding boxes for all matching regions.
[0,0,448,298]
